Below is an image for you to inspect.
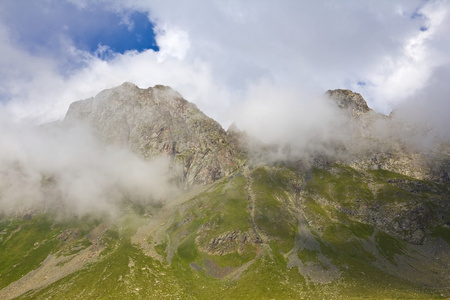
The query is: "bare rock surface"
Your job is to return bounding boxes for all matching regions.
[65,83,244,187]
[326,89,370,117]
[327,89,450,182]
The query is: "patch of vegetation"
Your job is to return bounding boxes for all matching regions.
[208,244,257,268]
[225,247,309,299]
[7,209,445,299]
[298,248,319,263]
[374,231,406,264]
[322,223,351,243]
[4,165,449,299]
[431,226,450,244]
[0,216,57,288]
[164,174,258,274]
[321,223,375,260]
[305,198,329,219]
[20,210,223,299]
[375,184,418,203]
[187,174,251,237]
[0,214,102,289]
[347,221,374,239]
[177,235,200,263]
[368,169,448,203]
[59,238,92,256]
[303,197,333,230]
[368,169,412,181]
[99,228,120,256]
[306,165,374,205]
[317,240,440,299]
[251,167,297,253]
[154,241,168,256]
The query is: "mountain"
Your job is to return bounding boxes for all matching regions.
[65,82,244,187]
[0,84,449,299]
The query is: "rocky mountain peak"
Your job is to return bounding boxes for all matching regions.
[2,83,450,299]
[326,89,371,117]
[65,83,244,187]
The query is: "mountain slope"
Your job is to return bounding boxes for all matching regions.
[2,164,449,299]
[1,84,449,299]
[327,89,449,183]
[65,82,244,187]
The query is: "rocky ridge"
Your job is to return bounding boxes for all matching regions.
[1,84,449,299]
[65,83,244,187]
[326,89,449,183]
[326,89,371,117]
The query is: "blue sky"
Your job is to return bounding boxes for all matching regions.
[63,9,158,55]
[1,1,158,59]
[0,0,449,138]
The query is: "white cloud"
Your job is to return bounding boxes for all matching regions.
[0,0,449,135]
[0,116,176,216]
[155,25,190,62]
[355,0,449,113]
[229,80,348,148]
[1,0,449,216]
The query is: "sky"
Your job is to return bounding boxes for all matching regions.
[0,0,449,129]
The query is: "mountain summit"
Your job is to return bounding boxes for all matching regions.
[1,83,449,299]
[65,83,243,187]
[326,89,371,116]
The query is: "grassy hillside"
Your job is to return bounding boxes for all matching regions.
[1,164,449,299]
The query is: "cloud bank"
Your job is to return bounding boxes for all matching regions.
[0,1,449,127]
[0,117,176,217]
[0,1,449,214]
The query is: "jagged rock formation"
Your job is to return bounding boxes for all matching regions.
[65,83,244,187]
[326,89,449,183]
[326,89,370,117]
[1,84,449,299]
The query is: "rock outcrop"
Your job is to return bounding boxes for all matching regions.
[2,84,450,299]
[326,89,370,117]
[326,89,450,182]
[65,83,244,187]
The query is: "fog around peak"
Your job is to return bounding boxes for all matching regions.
[0,1,449,129]
[0,115,177,217]
[0,1,449,215]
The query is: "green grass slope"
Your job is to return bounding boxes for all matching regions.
[1,164,449,299]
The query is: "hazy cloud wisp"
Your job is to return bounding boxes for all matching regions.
[0,117,177,217]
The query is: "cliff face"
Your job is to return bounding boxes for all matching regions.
[326,89,370,117]
[65,84,448,187]
[326,89,450,183]
[65,83,243,187]
[1,84,450,299]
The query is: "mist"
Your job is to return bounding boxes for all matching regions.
[0,113,177,218]
[228,80,450,168]
[228,83,361,164]
[392,65,450,143]
[0,77,448,219]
